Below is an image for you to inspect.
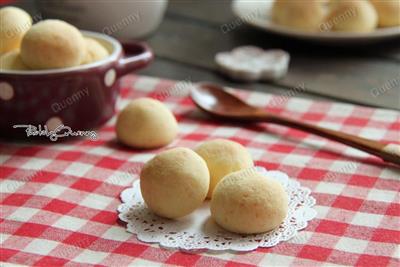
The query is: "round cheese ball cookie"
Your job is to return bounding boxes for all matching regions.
[116,98,178,149]
[325,0,377,32]
[0,50,29,70]
[271,0,325,31]
[195,139,253,198]
[211,168,288,234]
[20,20,86,69]
[371,0,400,27]
[140,147,210,219]
[81,37,109,65]
[0,6,32,54]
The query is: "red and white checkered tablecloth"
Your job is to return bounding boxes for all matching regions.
[1,75,399,267]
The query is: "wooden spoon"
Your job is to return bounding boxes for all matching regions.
[190,82,400,166]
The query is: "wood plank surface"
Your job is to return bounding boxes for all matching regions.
[145,17,400,109]
[138,57,331,101]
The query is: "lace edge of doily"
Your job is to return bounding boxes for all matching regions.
[117,170,317,252]
[117,195,317,251]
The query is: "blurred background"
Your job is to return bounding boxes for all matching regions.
[2,0,400,110]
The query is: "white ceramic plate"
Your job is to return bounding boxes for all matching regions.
[232,0,400,44]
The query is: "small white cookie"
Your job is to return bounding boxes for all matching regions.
[215,46,290,82]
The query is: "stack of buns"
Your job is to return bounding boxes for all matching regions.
[115,97,288,234]
[271,0,400,33]
[0,6,109,71]
[125,103,289,234]
[139,138,288,234]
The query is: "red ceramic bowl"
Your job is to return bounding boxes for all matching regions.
[0,31,153,139]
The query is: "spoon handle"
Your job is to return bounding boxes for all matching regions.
[256,112,400,165]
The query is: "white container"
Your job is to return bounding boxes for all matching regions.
[36,0,168,39]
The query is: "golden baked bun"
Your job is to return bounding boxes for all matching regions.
[371,0,400,27]
[195,139,253,198]
[0,50,29,70]
[20,20,86,69]
[271,0,325,31]
[211,168,288,234]
[140,147,210,219]
[81,37,109,65]
[116,98,178,149]
[325,0,378,32]
[0,6,32,54]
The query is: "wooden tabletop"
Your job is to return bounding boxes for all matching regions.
[140,0,400,110]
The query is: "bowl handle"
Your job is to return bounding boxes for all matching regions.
[117,42,153,77]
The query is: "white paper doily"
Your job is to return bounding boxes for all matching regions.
[117,167,316,252]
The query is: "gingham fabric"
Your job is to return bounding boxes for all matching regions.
[1,75,399,267]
